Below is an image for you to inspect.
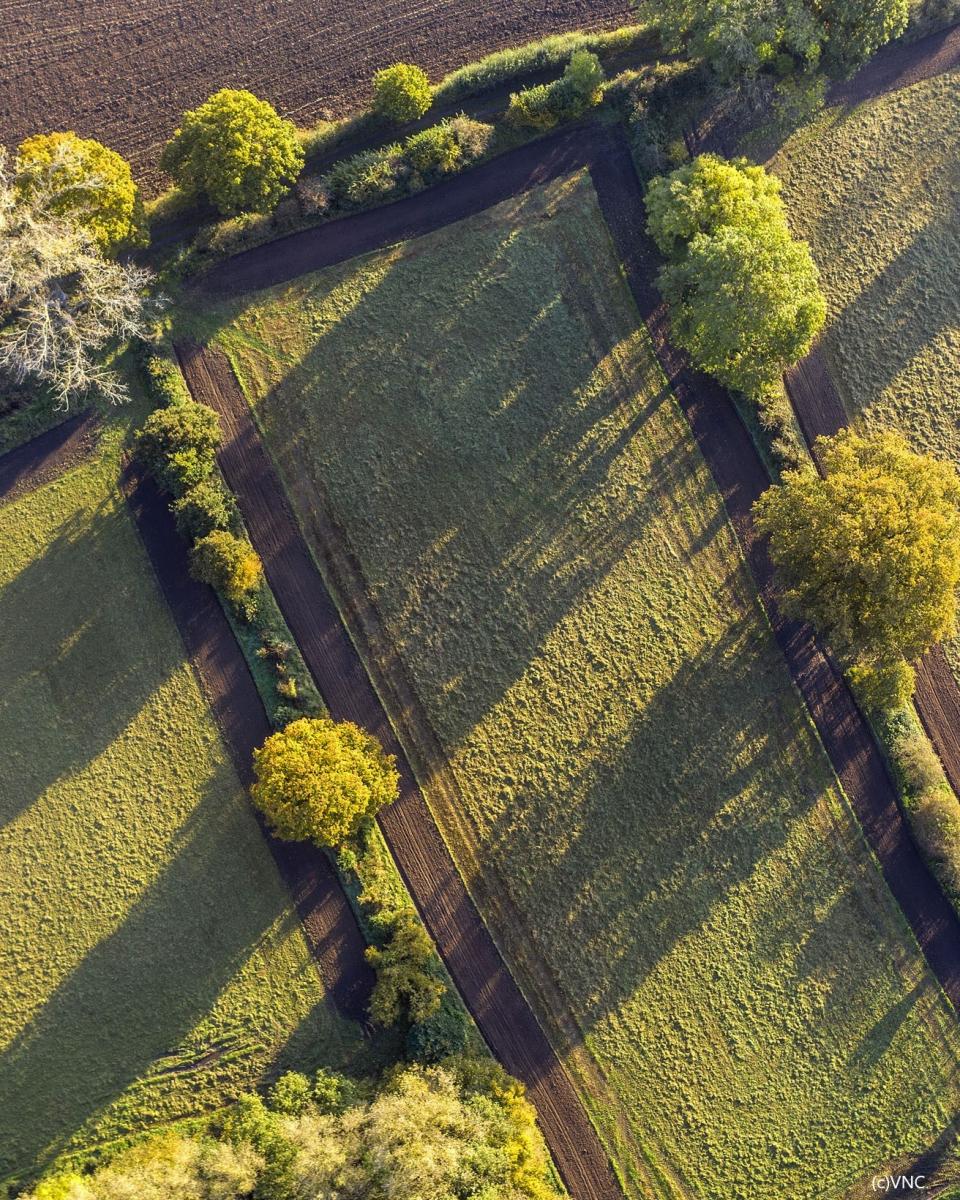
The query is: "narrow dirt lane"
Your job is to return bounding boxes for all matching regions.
[176,340,624,1200]
[120,462,374,1022]
[0,412,99,504]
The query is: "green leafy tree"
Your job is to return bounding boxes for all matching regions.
[160,89,304,215]
[648,0,908,79]
[190,530,263,618]
[372,63,433,123]
[403,123,461,175]
[135,399,221,496]
[754,429,960,707]
[644,153,785,259]
[366,909,445,1026]
[268,1072,313,1117]
[16,131,145,253]
[658,222,825,395]
[171,476,236,540]
[251,716,398,848]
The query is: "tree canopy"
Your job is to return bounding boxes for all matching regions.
[647,154,825,396]
[372,63,433,123]
[190,530,263,619]
[366,909,446,1026]
[754,429,960,706]
[160,89,304,215]
[647,0,909,80]
[0,148,154,408]
[251,717,399,848]
[16,131,144,253]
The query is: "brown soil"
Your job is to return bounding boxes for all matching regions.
[829,21,960,106]
[119,462,374,1023]
[0,0,630,189]
[176,341,624,1200]
[0,412,99,504]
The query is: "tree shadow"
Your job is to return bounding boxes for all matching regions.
[0,767,312,1179]
[0,496,178,828]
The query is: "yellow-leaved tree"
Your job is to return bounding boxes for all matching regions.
[754,428,960,709]
[251,717,398,848]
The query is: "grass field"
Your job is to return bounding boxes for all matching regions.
[0,409,365,1184]
[772,68,960,678]
[194,170,960,1199]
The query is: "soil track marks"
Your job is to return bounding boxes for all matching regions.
[120,463,374,1023]
[0,0,630,188]
[176,340,624,1200]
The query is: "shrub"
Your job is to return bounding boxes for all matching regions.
[268,1071,313,1116]
[366,908,446,1026]
[171,476,236,540]
[911,787,960,895]
[372,63,433,124]
[324,145,404,209]
[507,50,605,129]
[564,49,605,107]
[190,529,263,618]
[892,726,947,796]
[135,399,221,496]
[251,716,399,848]
[144,353,192,406]
[445,114,495,162]
[16,131,145,253]
[507,82,562,129]
[848,657,915,713]
[406,990,471,1062]
[160,88,304,215]
[403,123,461,176]
[222,1094,297,1200]
[312,1067,357,1114]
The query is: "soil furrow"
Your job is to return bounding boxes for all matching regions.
[0,412,99,504]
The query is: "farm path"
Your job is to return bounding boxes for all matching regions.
[0,412,99,504]
[119,462,375,1024]
[176,339,625,1200]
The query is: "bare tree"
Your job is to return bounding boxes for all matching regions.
[0,145,157,409]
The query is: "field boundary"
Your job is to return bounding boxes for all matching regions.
[119,461,375,1023]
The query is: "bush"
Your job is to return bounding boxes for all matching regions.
[222,1094,297,1200]
[406,990,471,1063]
[144,353,192,407]
[366,908,446,1026]
[268,1071,313,1116]
[372,63,433,124]
[507,50,605,129]
[911,787,960,895]
[171,476,236,540]
[190,529,263,618]
[135,399,221,496]
[848,657,915,713]
[891,725,947,796]
[312,1067,357,1114]
[324,145,404,209]
[160,88,304,215]
[403,123,461,176]
[445,114,495,163]
[16,131,145,253]
[251,716,399,848]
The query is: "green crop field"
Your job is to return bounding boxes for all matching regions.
[194,170,960,1200]
[773,71,960,676]
[0,412,363,1184]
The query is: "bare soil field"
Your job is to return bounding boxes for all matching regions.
[0,0,630,186]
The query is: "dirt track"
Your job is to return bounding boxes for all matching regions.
[0,0,630,188]
[0,412,99,504]
[119,463,374,1022]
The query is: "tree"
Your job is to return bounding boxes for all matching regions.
[190,530,263,618]
[366,909,445,1026]
[647,0,908,80]
[135,398,221,495]
[658,221,825,395]
[644,153,786,259]
[0,148,154,409]
[160,89,304,215]
[754,429,960,707]
[172,476,236,540]
[16,131,145,253]
[251,716,398,848]
[372,63,433,123]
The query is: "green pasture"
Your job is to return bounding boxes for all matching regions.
[0,410,363,1183]
[199,170,960,1199]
